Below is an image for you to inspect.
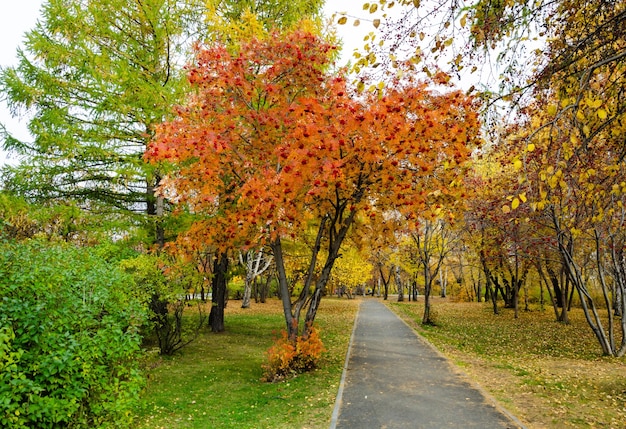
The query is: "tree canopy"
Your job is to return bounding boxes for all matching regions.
[147,28,481,337]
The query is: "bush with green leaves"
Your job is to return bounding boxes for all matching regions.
[0,240,147,428]
[120,253,207,355]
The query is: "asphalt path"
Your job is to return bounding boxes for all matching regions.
[330,299,526,429]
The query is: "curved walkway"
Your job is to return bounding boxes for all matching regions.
[330,299,526,429]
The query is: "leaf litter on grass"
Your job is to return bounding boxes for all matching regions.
[388,298,626,429]
[134,297,359,429]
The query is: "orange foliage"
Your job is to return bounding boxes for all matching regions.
[146,29,481,252]
[261,325,326,382]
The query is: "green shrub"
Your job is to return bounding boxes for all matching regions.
[120,253,207,355]
[0,240,147,428]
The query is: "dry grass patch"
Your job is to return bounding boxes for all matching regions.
[388,299,626,429]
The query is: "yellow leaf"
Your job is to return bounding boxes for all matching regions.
[512,198,520,210]
[519,193,527,203]
[370,3,378,13]
[363,3,370,10]
[460,14,467,28]
[354,19,361,26]
[548,176,558,189]
[527,143,535,152]
[597,109,607,119]
[547,104,557,115]
[413,0,421,7]
[373,19,381,28]
[502,205,511,214]
[337,16,348,25]
[588,99,602,109]
[513,159,522,170]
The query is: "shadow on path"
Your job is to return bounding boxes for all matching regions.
[330,299,525,429]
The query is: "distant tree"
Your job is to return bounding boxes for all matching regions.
[409,218,458,324]
[239,248,273,308]
[331,246,373,297]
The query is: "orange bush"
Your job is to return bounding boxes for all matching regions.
[261,326,326,382]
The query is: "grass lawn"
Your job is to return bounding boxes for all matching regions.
[132,297,359,429]
[388,298,626,429]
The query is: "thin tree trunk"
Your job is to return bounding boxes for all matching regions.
[271,238,297,339]
[396,266,404,302]
[209,251,229,333]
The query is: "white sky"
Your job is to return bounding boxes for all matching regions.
[0,0,379,167]
[0,1,44,166]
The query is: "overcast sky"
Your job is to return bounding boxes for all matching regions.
[0,1,43,165]
[0,1,378,166]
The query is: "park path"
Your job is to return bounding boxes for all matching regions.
[329,299,526,429]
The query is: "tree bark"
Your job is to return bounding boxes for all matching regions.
[396,266,404,302]
[209,251,229,333]
[271,238,297,339]
[240,249,273,309]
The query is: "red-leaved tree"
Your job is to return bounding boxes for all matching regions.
[146,29,481,339]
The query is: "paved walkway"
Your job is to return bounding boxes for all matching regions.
[330,299,525,429]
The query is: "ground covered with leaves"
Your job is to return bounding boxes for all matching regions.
[389,299,626,428]
[132,298,358,429]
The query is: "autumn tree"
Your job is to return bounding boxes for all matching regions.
[515,87,626,356]
[408,217,459,324]
[148,29,481,339]
[351,1,624,104]
[462,146,539,318]
[330,245,373,297]
[0,0,322,245]
[239,248,273,308]
[186,0,326,329]
[204,0,325,47]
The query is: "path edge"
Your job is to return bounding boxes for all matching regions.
[328,299,362,429]
[388,300,529,429]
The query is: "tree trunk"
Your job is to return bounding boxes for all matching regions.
[209,251,228,333]
[378,264,392,301]
[241,277,252,308]
[440,267,447,298]
[240,249,273,309]
[147,178,165,249]
[260,272,271,303]
[271,238,297,339]
[422,265,433,324]
[396,267,404,302]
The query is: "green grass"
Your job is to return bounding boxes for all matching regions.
[132,298,358,429]
[388,298,626,428]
